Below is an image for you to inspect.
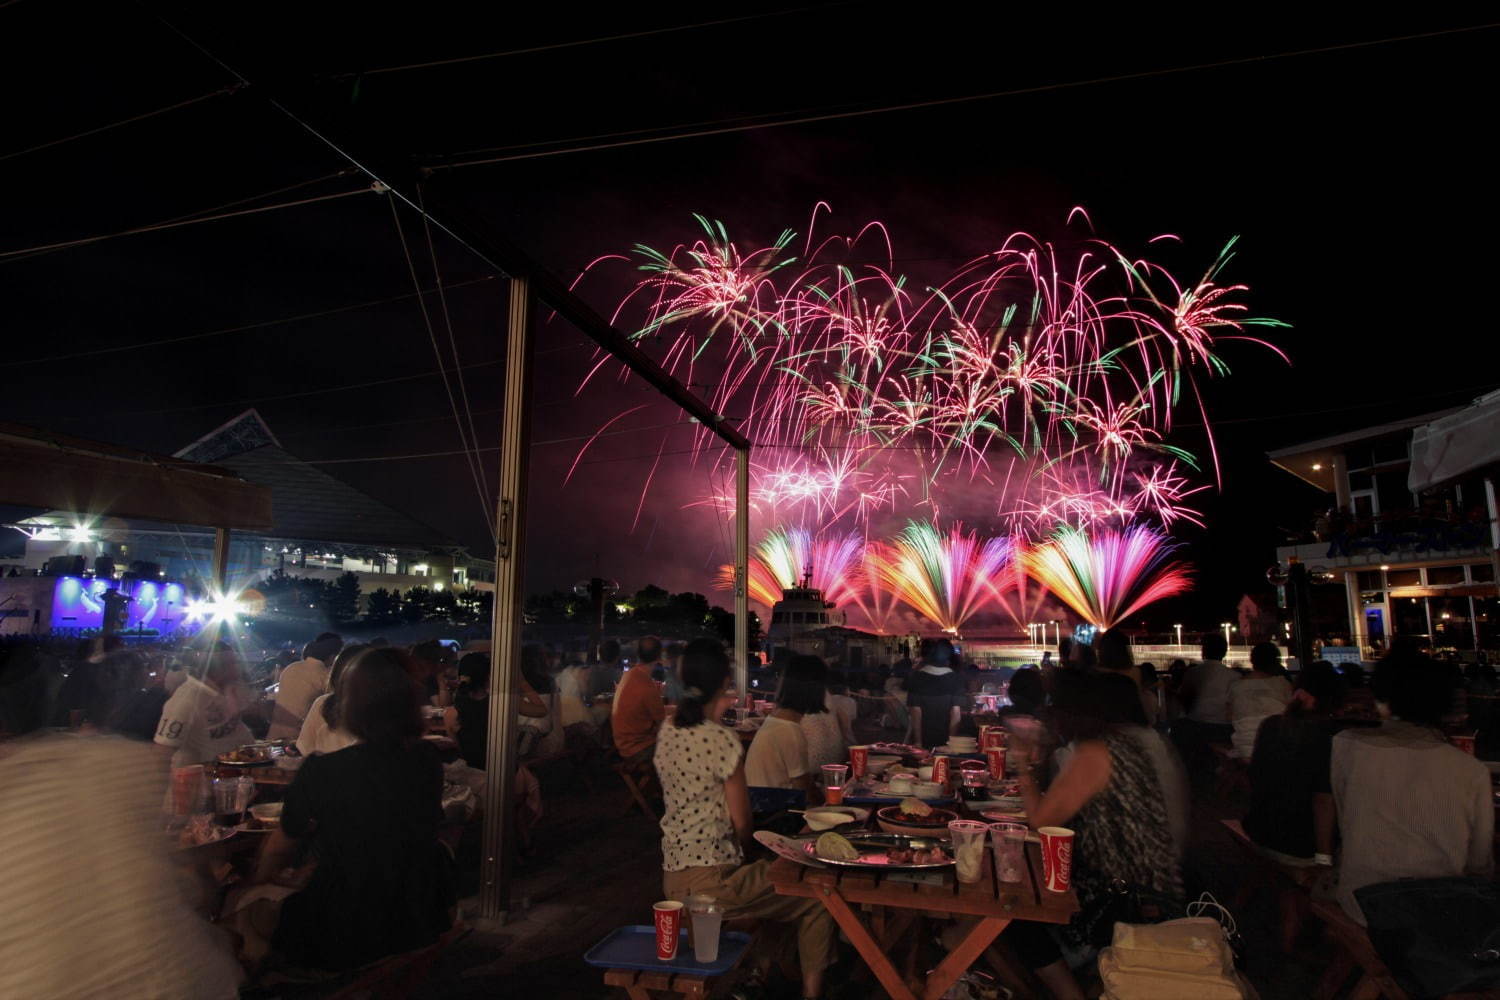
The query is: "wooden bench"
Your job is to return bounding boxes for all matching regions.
[1220,819,1314,953]
[612,756,660,819]
[603,968,715,999]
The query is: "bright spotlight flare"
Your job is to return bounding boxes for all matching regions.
[870,521,1012,634]
[1022,524,1191,631]
[716,526,865,609]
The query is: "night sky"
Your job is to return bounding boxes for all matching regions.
[2,5,1495,629]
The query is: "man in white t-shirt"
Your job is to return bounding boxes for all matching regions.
[154,644,254,767]
[267,632,342,740]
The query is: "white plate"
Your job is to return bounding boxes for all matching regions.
[754,830,828,868]
[803,806,870,831]
[869,782,949,801]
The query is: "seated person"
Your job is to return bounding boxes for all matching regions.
[295,643,367,756]
[249,648,454,970]
[154,642,254,767]
[268,633,342,740]
[656,640,834,998]
[1245,660,1346,867]
[1331,652,1494,924]
[1000,666,1045,718]
[612,636,666,767]
[746,655,825,796]
[905,638,963,748]
[1228,643,1293,758]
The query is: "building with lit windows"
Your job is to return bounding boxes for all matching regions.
[7,410,494,604]
[1268,396,1499,656]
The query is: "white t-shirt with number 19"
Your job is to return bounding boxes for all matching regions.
[153,676,253,767]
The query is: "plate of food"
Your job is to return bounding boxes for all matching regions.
[172,815,242,849]
[217,745,273,767]
[876,798,959,837]
[806,830,953,869]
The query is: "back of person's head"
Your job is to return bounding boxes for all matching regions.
[921,638,955,667]
[1167,658,1187,676]
[1096,630,1133,672]
[1138,662,1158,689]
[519,644,551,693]
[1250,642,1285,677]
[1006,667,1045,714]
[367,636,390,649]
[1050,669,1146,743]
[600,639,621,663]
[1057,637,1073,662]
[321,642,370,724]
[778,654,829,714]
[410,638,447,665]
[339,647,423,747]
[637,635,664,665]
[675,638,731,728]
[1375,651,1457,728]
[305,632,343,664]
[1296,660,1347,715]
[457,651,491,691]
[1071,642,1097,670]
[1201,633,1228,661]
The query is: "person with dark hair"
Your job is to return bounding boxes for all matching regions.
[745,654,827,792]
[612,635,666,767]
[250,647,453,970]
[826,673,858,746]
[1245,660,1347,866]
[268,632,343,739]
[1330,653,1493,924]
[1228,642,1293,759]
[1170,633,1236,786]
[1001,670,1184,998]
[515,644,557,759]
[409,639,457,709]
[448,651,493,768]
[905,637,964,748]
[1001,667,1046,717]
[295,643,368,756]
[153,643,253,767]
[108,651,171,741]
[1096,630,1160,726]
[794,656,845,771]
[655,639,835,998]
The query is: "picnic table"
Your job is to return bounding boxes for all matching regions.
[767,815,1078,1000]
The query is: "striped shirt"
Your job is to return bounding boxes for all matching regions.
[1330,720,1495,924]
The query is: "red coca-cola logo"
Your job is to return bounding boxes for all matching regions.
[1041,831,1073,891]
[932,756,950,786]
[654,904,681,959]
[986,747,1006,780]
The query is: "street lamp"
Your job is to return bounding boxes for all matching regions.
[1050,621,1059,645]
[1173,624,1183,647]
[1221,622,1233,648]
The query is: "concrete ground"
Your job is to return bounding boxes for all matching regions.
[396,723,1338,1000]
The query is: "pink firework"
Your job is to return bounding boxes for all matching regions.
[1021,524,1192,630]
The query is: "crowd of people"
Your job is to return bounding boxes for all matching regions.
[2,625,1494,998]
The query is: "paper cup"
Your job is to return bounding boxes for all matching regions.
[948,819,989,883]
[171,765,206,816]
[985,747,1007,781]
[653,900,684,960]
[981,726,1007,750]
[849,745,870,780]
[931,755,951,789]
[1038,826,1074,892]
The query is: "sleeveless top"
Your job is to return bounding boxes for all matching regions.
[1065,728,1184,944]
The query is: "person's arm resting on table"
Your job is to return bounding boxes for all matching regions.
[1020,739,1111,830]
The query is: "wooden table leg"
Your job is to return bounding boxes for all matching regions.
[921,915,1011,1000]
[817,886,919,1000]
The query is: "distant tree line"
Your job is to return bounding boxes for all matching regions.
[255,570,493,627]
[523,583,761,647]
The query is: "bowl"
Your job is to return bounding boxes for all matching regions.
[875,805,959,838]
[912,781,945,799]
[249,802,283,825]
[915,766,934,781]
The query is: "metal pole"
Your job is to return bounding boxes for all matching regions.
[734,446,750,705]
[212,527,231,590]
[479,276,533,921]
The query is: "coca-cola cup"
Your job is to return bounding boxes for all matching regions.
[171,765,206,815]
[849,745,870,781]
[981,726,1006,750]
[1038,826,1075,892]
[1450,733,1477,755]
[653,900,684,960]
[931,754,951,790]
[985,746,1007,781]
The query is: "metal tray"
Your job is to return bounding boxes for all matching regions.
[804,831,954,870]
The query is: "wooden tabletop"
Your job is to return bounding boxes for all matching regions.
[767,806,1078,1000]
[768,835,1077,924]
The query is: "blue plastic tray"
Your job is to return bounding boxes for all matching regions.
[583,925,752,976]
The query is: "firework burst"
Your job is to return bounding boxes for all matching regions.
[870,521,1013,634]
[1021,524,1192,630]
